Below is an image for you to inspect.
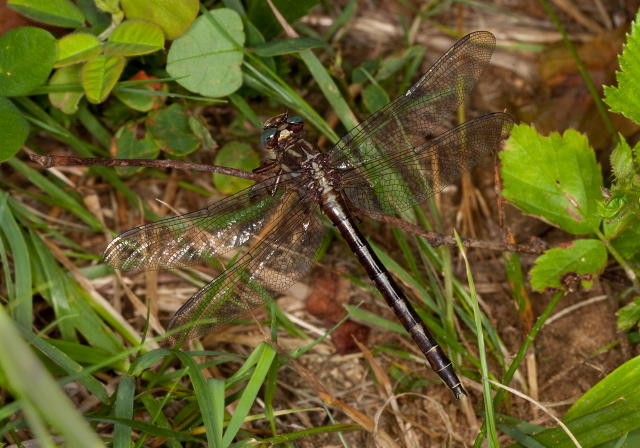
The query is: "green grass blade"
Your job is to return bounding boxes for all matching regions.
[0,306,106,447]
[114,374,136,448]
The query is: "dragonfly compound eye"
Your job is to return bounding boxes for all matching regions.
[260,128,278,149]
[286,115,305,132]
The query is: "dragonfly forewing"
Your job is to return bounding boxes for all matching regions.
[329,31,497,167]
[166,195,325,343]
[338,112,514,215]
[103,174,301,271]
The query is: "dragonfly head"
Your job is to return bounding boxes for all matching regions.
[260,113,305,150]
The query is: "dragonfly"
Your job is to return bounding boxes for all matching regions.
[104,31,514,400]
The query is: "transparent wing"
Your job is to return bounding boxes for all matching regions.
[340,113,514,215]
[166,193,325,343]
[329,31,496,166]
[103,174,302,271]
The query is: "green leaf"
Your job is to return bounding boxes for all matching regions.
[55,33,102,67]
[362,84,389,115]
[166,8,245,98]
[0,27,58,97]
[254,37,326,57]
[120,0,199,40]
[0,97,30,162]
[501,124,603,235]
[618,297,640,331]
[611,137,636,180]
[80,54,126,103]
[113,84,157,112]
[565,356,640,421]
[114,122,160,176]
[529,239,607,292]
[104,19,165,56]
[213,142,259,194]
[611,218,640,258]
[8,0,85,28]
[604,10,640,125]
[48,65,84,114]
[146,103,200,156]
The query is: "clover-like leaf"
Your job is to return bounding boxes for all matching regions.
[120,0,199,40]
[55,33,102,67]
[104,19,164,56]
[81,54,126,104]
[48,65,84,114]
[8,0,85,28]
[166,8,245,98]
[0,97,30,162]
[0,27,57,97]
[213,142,260,195]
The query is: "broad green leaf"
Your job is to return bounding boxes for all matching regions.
[146,103,200,156]
[104,19,164,56]
[166,8,245,98]
[55,33,102,67]
[501,125,603,235]
[81,54,126,103]
[254,37,326,57]
[528,384,640,447]
[213,142,259,194]
[8,0,85,28]
[114,123,160,176]
[120,0,199,40]
[604,11,640,125]
[565,356,640,421]
[617,297,640,331]
[0,97,30,162]
[529,239,607,292]
[48,65,84,114]
[0,27,58,97]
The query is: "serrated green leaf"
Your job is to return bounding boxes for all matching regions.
[104,19,164,56]
[617,297,640,332]
[146,103,200,155]
[501,125,603,235]
[121,0,199,40]
[213,142,259,194]
[612,137,636,180]
[81,54,126,103]
[48,65,84,114]
[605,11,640,125]
[8,0,85,28]
[529,239,607,292]
[254,37,326,57]
[0,97,30,162]
[0,27,58,97]
[55,33,102,67]
[166,8,245,98]
[114,123,160,176]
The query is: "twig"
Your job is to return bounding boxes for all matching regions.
[28,154,268,182]
[30,153,547,255]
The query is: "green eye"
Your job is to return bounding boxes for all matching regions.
[260,128,278,149]
[286,115,304,125]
